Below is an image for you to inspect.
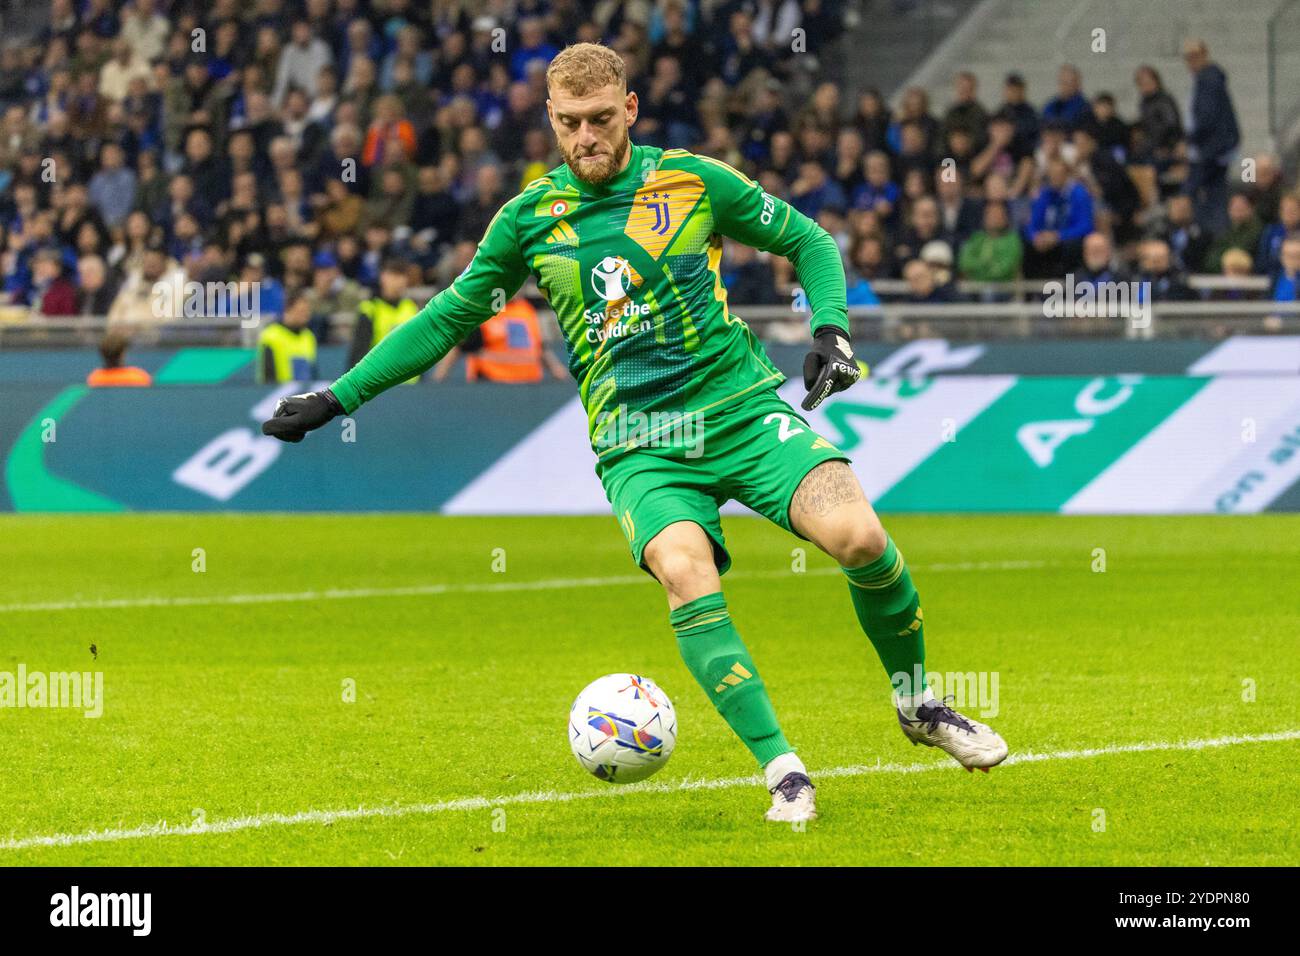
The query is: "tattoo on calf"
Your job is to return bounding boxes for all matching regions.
[792,462,864,518]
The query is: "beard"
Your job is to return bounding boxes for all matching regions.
[562,127,631,185]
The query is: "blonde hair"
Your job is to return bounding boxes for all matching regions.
[1221,248,1252,275]
[546,43,626,97]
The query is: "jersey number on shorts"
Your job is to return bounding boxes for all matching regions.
[764,412,805,443]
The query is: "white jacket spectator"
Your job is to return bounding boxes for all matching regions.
[99,41,153,104]
[108,245,188,328]
[120,0,171,63]
[274,22,335,107]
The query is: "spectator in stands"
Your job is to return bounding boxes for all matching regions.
[274,19,334,108]
[54,184,106,252]
[1159,194,1212,274]
[1033,120,1076,180]
[1205,192,1263,274]
[0,105,41,172]
[852,151,900,225]
[895,196,946,267]
[257,291,319,384]
[893,119,936,183]
[902,256,955,303]
[958,200,1023,284]
[1086,93,1129,160]
[1076,232,1125,288]
[942,71,988,152]
[305,248,366,343]
[831,128,866,200]
[971,114,1033,196]
[511,18,560,83]
[119,0,169,63]
[846,237,884,307]
[942,127,978,183]
[31,248,78,316]
[848,233,892,286]
[365,164,416,231]
[76,254,117,316]
[86,330,151,387]
[181,128,228,206]
[1133,65,1182,167]
[1247,153,1285,224]
[719,9,773,88]
[108,237,186,327]
[1274,237,1300,302]
[1213,248,1256,301]
[449,158,502,240]
[935,169,981,249]
[87,142,136,230]
[1042,65,1091,131]
[1024,158,1094,277]
[920,240,958,298]
[790,160,846,220]
[994,73,1039,162]
[408,165,459,256]
[1258,193,1300,279]
[722,239,780,305]
[1182,38,1240,236]
[347,258,419,374]
[319,177,366,240]
[889,88,939,157]
[1137,238,1196,302]
[653,1,707,92]
[638,55,698,149]
[1073,125,1140,242]
[97,38,152,105]
[986,170,1031,235]
[242,253,285,321]
[854,88,891,154]
[362,95,417,168]
[169,212,206,269]
[131,149,167,221]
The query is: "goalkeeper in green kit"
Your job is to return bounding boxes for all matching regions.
[263,43,1007,822]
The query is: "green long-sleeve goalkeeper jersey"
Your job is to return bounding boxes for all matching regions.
[329,141,849,460]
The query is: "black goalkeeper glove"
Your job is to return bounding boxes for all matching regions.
[801,327,862,411]
[261,388,344,443]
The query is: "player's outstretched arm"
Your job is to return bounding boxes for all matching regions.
[261,198,530,443]
[693,155,860,410]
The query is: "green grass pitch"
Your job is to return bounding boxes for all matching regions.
[1,512,1297,866]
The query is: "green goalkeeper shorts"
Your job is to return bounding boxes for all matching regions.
[594,387,851,576]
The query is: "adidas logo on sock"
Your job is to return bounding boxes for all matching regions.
[714,662,753,693]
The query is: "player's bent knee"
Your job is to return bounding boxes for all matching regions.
[649,547,718,599]
[644,526,720,604]
[833,519,888,569]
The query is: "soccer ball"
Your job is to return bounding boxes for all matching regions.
[568,674,677,784]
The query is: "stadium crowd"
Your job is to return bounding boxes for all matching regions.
[1,0,1298,354]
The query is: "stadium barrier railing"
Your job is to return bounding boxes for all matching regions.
[2,285,1297,349]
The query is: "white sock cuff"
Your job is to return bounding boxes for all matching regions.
[894,685,937,714]
[763,751,807,790]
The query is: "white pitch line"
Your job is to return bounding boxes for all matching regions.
[0,560,1050,614]
[1,729,1295,853]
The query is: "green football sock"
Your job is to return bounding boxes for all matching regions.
[842,535,927,697]
[670,592,792,767]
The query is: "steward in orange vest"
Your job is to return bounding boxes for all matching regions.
[87,331,152,387]
[464,296,545,383]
